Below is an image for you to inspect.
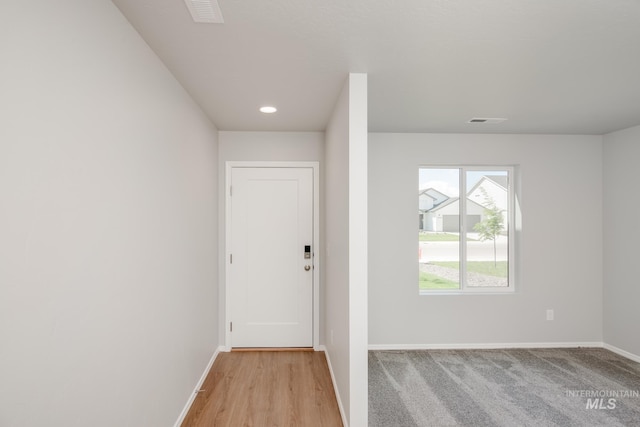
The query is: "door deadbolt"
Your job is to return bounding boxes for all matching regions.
[304,265,311,271]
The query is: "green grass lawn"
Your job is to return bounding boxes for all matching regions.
[433,261,507,278]
[419,272,459,290]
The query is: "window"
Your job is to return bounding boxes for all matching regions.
[419,166,514,293]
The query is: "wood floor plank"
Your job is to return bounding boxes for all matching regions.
[181,351,343,427]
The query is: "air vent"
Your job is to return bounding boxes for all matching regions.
[468,118,507,124]
[183,0,224,23]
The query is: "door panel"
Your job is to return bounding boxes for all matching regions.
[230,167,313,347]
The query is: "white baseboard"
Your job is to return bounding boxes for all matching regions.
[317,345,349,427]
[174,346,222,427]
[368,342,604,351]
[603,343,640,364]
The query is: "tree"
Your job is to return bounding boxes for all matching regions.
[473,189,504,267]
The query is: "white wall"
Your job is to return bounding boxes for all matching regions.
[0,2,219,426]
[219,132,324,162]
[369,133,603,346]
[324,74,368,427]
[603,125,640,358]
[217,131,324,346]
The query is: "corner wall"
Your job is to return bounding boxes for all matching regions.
[368,133,603,347]
[603,125,640,359]
[0,2,219,426]
[324,74,368,426]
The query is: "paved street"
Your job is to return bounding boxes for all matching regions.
[419,235,508,262]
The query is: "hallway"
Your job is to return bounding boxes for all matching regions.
[181,350,343,426]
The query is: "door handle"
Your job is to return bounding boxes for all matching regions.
[304,265,311,271]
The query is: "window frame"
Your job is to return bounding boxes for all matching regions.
[419,165,516,295]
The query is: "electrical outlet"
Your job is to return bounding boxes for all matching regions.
[546,309,554,321]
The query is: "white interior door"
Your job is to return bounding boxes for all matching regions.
[229,167,314,347]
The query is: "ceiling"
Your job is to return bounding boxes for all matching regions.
[112,0,640,134]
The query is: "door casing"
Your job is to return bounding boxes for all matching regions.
[223,161,320,350]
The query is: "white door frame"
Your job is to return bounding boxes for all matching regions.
[224,161,320,350]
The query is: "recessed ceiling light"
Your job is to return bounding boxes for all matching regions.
[260,106,277,114]
[468,118,507,124]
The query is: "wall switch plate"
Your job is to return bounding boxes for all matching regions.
[546,309,554,321]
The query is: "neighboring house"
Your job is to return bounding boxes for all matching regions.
[467,175,509,230]
[423,197,486,232]
[468,175,508,212]
[419,176,508,232]
[418,188,449,229]
[419,188,449,210]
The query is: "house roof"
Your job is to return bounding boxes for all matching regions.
[427,197,458,212]
[467,175,508,196]
[428,197,488,213]
[112,0,640,134]
[419,188,448,200]
[484,175,508,190]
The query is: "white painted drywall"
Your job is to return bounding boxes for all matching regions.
[324,81,352,422]
[603,125,640,358]
[0,2,219,426]
[218,132,325,162]
[324,74,369,427]
[368,133,603,346]
[217,131,324,346]
[347,74,368,427]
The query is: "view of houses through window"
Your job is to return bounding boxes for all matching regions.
[419,167,512,292]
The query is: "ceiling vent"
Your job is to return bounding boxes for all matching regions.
[183,0,224,23]
[468,118,508,124]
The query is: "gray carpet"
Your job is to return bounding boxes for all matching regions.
[369,348,640,427]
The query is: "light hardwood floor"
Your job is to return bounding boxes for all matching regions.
[181,350,343,426]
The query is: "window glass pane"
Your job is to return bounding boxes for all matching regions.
[418,168,460,290]
[465,170,509,287]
